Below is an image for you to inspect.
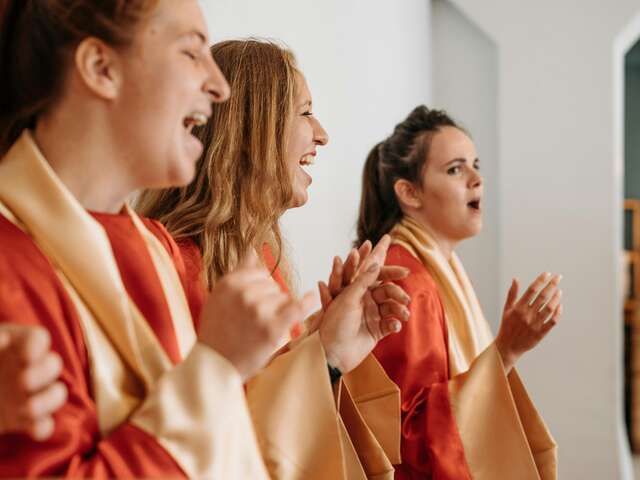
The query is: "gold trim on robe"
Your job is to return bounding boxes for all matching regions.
[0,131,269,479]
[246,330,400,479]
[390,216,557,480]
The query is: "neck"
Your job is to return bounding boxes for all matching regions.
[405,213,458,260]
[33,106,134,214]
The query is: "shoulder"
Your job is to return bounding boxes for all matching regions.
[140,217,180,257]
[386,243,440,299]
[0,214,62,291]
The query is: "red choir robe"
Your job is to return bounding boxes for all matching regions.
[374,217,557,480]
[0,131,268,478]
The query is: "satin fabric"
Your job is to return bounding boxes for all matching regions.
[177,237,401,479]
[388,217,557,480]
[0,131,268,478]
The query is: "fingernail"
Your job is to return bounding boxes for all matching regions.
[403,309,410,320]
[367,263,379,273]
[393,321,402,332]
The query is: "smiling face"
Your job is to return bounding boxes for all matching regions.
[113,0,230,189]
[409,126,483,243]
[284,73,329,208]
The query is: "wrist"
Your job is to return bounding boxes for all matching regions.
[494,337,515,373]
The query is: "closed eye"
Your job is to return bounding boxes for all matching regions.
[183,50,198,61]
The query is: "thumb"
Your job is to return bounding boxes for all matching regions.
[503,278,519,312]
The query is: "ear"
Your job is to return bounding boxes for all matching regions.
[73,37,122,100]
[394,179,422,210]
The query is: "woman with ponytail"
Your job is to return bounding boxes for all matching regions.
[357,106,562,479]
[0,2,311,478]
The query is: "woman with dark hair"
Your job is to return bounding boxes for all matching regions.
[0,1,308,478]
[356,106,561,479]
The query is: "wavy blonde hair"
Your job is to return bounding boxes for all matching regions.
[137,39,297,287]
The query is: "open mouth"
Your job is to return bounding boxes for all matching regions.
[467,199,481,211]
[299,154,315,168]
[183,112,208,132]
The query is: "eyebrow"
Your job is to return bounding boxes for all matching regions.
[180,30,207,44]
[444,157,480,166]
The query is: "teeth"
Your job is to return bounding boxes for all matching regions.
[184,112,208,129]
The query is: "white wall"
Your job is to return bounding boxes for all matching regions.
[443,1,640,478]
[431,0,500,328]
[201,0,432,294]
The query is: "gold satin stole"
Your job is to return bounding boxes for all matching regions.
[391,217,557,480]
[0,131,269,479]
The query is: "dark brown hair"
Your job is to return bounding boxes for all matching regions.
[355,105,460,247]
[0,0,158,155]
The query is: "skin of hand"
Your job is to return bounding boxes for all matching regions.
[495,272,563,373]
[198,252,315,381]
[0,325,68,441]
[317,235,411,373]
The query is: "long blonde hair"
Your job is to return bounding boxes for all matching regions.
[137,39,298,287]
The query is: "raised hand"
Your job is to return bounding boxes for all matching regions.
[318,235,410,373]
[198,252,315,381]
[318,239,409,311]
[0,324,68,440]
[495,272,563,373]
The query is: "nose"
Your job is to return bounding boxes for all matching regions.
[313,117,329,147]
[469,167,483,188]
[203,54,230,104]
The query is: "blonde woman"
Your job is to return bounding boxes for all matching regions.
[138,39,411,479]
[356,105,561,479]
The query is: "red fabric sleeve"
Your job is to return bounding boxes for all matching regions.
[0,216,186,478]
[373,245,471,480]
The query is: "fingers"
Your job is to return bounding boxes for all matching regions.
[357,240,372,264]
[18,381,67,431]
[380,317,403,337]
[9,325,52,365]
[378,266,410,282]
[328,256,344,297]
[342,249,360,287]
[539,304,562,337]
[371,283,410,305]
[344,262,381,300]
[361,235,391,272]
[27,417,55,442]
[20,352,63,393]
[536,289,562,324]
[379,302,410,321]
[318,281,332,311]
[518,272,551,306]
[531,274,562,312]
[503,278,519,311]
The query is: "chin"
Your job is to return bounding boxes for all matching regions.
[290,191,309,209]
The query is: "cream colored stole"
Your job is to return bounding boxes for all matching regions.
[391,217,557,480]
[0,131,268,479]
